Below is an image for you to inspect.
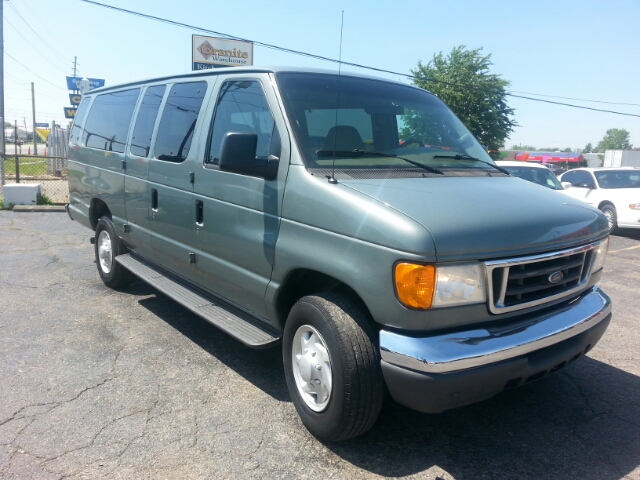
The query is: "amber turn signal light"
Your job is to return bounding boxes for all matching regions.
[394,263,436,309]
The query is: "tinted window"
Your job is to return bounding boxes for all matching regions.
[207,81,279,164]
[154,82,207,163]
[594,170,640,189]
[130,85,166,157]
[276,73,493,171]
[570,171,595,188]
[70,97,91,145]
[83,89,140,153]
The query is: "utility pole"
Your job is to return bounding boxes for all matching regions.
[73,56,77,78]
[1,0,6,186]
[31,83,37,155]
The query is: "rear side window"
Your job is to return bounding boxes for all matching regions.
[154,82,207,163]
[70,97,91,145]
[83,89,140,153]
[130,85,166,158]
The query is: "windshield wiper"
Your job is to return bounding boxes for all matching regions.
[316,149,443,175]
[432,153,510,175]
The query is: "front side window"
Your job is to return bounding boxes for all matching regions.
[570,171,596,188]
[276,72,494,176]
[207,80,279,164]
[83,89,140,153]
[154,82,207,163]
[130,85,166,158]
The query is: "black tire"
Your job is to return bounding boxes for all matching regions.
[283,293,383,442]
[601,204,617,231]
[94,216,134,289]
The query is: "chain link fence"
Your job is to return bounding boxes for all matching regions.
[1,125,70,205]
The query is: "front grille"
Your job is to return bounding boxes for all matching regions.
[485,243,597,314]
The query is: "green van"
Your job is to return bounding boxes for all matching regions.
[67,67,612,441]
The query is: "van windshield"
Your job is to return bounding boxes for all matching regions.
[276,72,496,175]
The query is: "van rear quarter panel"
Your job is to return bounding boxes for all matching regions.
[68,146,126,231]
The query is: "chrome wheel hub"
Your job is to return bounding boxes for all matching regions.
[291,325,332,412]
[603,210,614,230]
[97,230,113,274]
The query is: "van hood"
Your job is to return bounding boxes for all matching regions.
[341,176,609,261]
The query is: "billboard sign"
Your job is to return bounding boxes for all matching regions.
[69,94,82,106]
[63,108,77,119]
[35,122,49,128]
[66,76,105,91]
[192,35,253,70]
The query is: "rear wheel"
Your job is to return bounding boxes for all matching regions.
[283,293,383,442]
[94,216,134,289]
[601,204,617,231]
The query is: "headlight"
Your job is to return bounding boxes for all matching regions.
[394,262,485,310]
[590,237,609,273]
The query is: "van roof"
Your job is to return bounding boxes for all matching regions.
[86,66,412,95]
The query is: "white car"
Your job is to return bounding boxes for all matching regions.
[558,167,640,230]
[495,161,565,190]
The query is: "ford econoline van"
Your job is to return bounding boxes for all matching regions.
[67,67,612,441]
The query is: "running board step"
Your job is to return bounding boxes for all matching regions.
[116,254,280,348]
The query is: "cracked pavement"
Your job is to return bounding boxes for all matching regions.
[0,212,639,479]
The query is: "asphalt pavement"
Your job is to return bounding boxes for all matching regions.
[1,211,639,479]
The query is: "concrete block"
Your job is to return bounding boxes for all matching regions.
[3,183,42,205]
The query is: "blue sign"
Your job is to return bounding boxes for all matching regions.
[69,94,82,106]
[64,107,77,119]
[35,122,49,128]
[66,76,105,91]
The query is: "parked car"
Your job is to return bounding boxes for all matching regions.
[558,167,640,230]
[495,161,565,190]
[66,67,612,441]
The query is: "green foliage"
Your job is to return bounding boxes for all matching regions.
[511,144,537,151]
[583,142,592,153]
[36,194,54,205]
[409,46,516,150]
[595,128,632,152]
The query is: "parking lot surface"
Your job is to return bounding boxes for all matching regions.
[1,212,639,479]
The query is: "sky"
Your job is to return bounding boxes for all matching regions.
[3,0,640,151]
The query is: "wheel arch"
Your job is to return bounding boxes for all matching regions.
[275,268,375,331]
[598,200,615,211]
[89,198,112,230]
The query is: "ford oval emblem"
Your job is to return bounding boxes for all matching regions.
[548,271,564,284]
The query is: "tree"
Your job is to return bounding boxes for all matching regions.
[583,143,592,153]
[511,144,536,151]
[595,128,632,152]
[410,46,516,150]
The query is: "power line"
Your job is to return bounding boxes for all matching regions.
[508,94,640,118]
[5,51,67,90]
[507,90,640,108]
[4,17,69,74]
[6,1,70,65]
[79,0,640,119]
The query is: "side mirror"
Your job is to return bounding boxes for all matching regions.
[218,132,279,180]
[561,182,572,189]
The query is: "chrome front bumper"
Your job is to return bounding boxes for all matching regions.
[380,286,611,375]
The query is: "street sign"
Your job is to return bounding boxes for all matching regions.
[64,107,77,119]
[35,122,49,128]
[69,94,82,106]
[66,76,105,91]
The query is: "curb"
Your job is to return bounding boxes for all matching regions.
[12,205,67,213]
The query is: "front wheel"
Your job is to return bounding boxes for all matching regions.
[601,205,617,231]
[283,293,383,442]
[94,216,134,289]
